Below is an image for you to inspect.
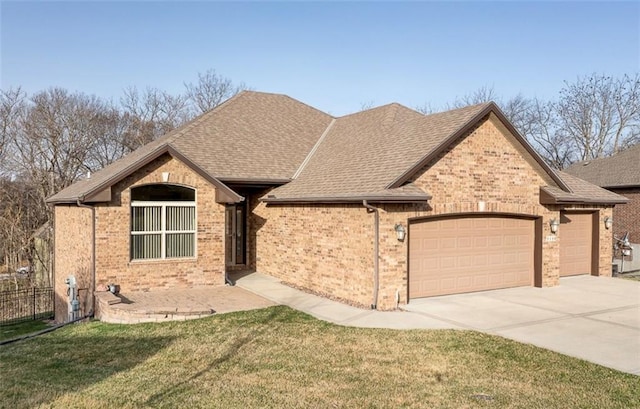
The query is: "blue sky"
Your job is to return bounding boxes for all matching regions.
[1,1,639,116]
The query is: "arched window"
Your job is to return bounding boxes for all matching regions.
[130,184,196,260]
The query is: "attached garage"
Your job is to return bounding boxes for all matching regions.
[559,212,595,276]
[409,215,537,299]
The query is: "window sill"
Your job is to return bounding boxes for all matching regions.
[129,257,197,265]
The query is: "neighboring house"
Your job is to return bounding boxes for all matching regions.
[48,91,627,322]
[565,144,640,272]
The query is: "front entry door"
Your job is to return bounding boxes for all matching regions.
[225,204,246,265]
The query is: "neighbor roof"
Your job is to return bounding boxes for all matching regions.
[47,91,625,206]
[564,144,640,188]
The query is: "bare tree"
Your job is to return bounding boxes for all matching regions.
[184,69,247,115]
[359,100,376,111]
[120,86,190,151]
[0,88,27,175]
[521,98,574,169]
[449,85,500,109]
[414,102,435,115]
[86,106,133,170]
[0,177,44,285]
[557,73,640,161]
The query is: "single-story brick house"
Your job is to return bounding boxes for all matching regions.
[48,91,627,322]
[565,144,639,271]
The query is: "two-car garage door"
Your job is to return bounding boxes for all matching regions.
[409,215,535,299]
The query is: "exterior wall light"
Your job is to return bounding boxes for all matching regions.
[549,218,559,234]
[162,172,170,182]
[394,223,406,242]
[604,216,613,230]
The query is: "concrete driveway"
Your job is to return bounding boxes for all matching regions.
[404,275,640,375]
[237,272,639,375]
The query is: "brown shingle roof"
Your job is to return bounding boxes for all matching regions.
[564,144,640,188]
[541,172,628,205]
[48,91,333,203]
[48,91,623,207]
[266,103,491,201]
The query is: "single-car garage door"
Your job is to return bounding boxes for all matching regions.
[559,212,593,276]
[409,215,535,299]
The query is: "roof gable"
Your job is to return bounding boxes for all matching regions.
[48,91,332,204]
[387,102,568,191]
[265,101,570,202]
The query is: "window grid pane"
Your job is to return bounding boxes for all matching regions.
[131,206,161,232]
[166,233,195,258]
[166,206,195,231]
[131,234,161,259]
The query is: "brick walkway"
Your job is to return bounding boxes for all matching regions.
[96,285,276,324]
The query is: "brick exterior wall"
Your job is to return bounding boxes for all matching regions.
[53,154,226,322]
[53,116,618,317]
[254,203,376,308]
[611,188,640,245]
[53,205,93,323]
[256,114,615,310]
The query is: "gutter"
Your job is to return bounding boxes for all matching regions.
[362,200,380,310]
[76,199,96,318]
[263,195,431,204]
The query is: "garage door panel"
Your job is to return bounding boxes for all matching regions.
[559,213,592,276]
[409,216,534,299]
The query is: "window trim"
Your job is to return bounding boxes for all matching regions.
[130,191,197,261]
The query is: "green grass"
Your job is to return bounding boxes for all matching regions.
[0,320,50,341]
[0,306,637,408]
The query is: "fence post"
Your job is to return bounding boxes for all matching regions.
[33,288,36,321]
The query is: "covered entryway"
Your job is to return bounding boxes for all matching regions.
[409,215,536,299]
[559,212,594,276]
[225,203,246,266]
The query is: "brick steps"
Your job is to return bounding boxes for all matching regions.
[95,290,215,324]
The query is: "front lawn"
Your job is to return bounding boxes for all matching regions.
[0,320,50,342]
[0,306,636,408]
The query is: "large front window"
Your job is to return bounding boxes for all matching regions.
[130,184,196,260]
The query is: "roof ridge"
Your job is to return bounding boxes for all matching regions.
[292,118,336,179]
[236,90,334,119]
[382,103,400,130]
[163,91,247,145]
[422,101,493,118]
[337,102,401,119]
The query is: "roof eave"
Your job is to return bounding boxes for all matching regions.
[261,194,431,204]
[539,187,629,206]
[46,144,245,205]
[218,177,292,186]
[601,183,640,189]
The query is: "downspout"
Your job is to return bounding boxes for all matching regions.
[362,200,379,310]
[76,199,96,318]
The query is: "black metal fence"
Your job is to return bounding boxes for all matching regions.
[0,287,54,326]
